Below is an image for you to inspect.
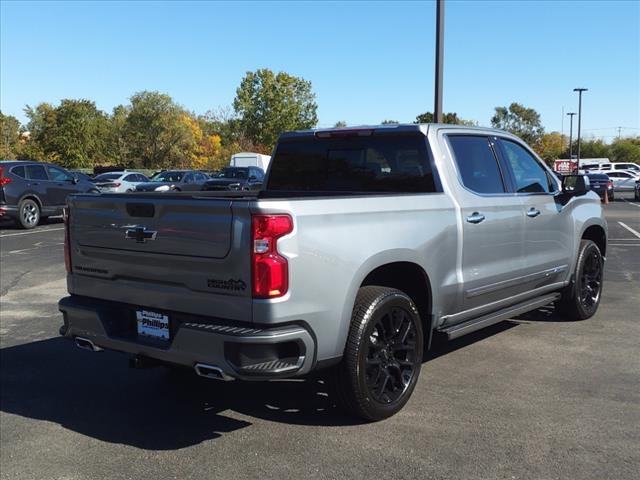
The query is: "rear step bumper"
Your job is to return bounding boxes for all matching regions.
[58,295,316,381]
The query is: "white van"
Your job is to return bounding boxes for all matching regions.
[230,152,271,171]
[600,162,640,173]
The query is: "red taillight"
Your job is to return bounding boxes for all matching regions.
[251,214,293,298]
[113,182,121,187]
[63,207,72,273]
[608,181,614,189]
[0,166,12,186]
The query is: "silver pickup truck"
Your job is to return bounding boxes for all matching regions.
[59,124,607,421]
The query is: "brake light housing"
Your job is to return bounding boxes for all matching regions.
[63,207,72,273]
[251,214,293,298]
[0,166,12,187]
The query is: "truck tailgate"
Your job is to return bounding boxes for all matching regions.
[67,194,253,322]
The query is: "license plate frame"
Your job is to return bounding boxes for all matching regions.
[136,309,170,341]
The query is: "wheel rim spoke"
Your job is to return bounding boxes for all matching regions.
[364,305,419,404]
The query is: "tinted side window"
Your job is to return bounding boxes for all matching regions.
[26,165,49,180]
[499,140,550,193]
[448,136,505,194]
[268,134,436,193]
[48,166,73,182]
[183,173,194,184]
[11,166,26,178]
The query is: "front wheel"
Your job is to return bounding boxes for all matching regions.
[556,240,604,320]
[332,286,423,421]
[18,198,40,229]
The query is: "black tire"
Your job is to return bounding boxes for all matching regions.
[556,240,604,320]
[18,198,40,229]
[331,286,423,421]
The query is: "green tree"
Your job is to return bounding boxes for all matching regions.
[414,112,476,125]
[490,103,544,145]
[610,137,640,164]
[333,120,347,127]
[233,68,318,148]
[381,119,399,125]
[575,138,610,159]
[23,99,109,168]
[124,91,193,168]
[535,132,565,165]
[0,111,23,159]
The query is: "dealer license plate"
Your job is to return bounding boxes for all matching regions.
[136,309,170,340]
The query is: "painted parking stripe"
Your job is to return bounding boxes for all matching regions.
[0,227,64,238]
[618,222,640,239]
[623,199,640,207]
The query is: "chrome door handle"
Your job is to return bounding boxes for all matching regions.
[466,212,485,224]
[527,208,541,218]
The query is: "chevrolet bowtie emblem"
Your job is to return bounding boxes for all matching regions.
[124,226,157,243]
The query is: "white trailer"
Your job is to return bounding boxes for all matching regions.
[230,152,271,171]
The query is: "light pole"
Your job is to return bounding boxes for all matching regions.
[573,88,588,162]
[434,0,444,123]
[566,112,576,161]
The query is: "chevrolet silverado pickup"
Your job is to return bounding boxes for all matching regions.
[59,124,607,421]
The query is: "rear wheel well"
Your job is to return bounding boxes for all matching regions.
[361,262,433,348]
[19,195,42,210]
[582,225,606,257]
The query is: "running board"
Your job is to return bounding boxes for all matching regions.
[438,293,561,340]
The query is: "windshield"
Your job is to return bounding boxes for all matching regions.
[151,171,184,182]
[94,173,122,181]
[216,168,248,179]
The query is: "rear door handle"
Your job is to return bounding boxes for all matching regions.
[527,208,541,218]
[466,212,486,224]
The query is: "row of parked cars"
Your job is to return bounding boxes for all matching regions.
[0,160,265,228]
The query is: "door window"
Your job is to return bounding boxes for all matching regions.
[448,135,505,194]
[183,173,194,184]
[26,165,49,180]
[11,166,26,178]
[47,166,74,182]
[499,140,550,193]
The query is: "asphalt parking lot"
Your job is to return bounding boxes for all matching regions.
[1,195,639,480]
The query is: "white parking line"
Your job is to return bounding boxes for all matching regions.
[618,222,640,239]
[623,199,640,207]
[0,227,64,238]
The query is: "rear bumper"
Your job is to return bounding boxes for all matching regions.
[58,295,317,380]
[0,204,18,218]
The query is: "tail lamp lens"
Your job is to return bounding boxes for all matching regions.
[251,214,293,298]
[63,207,71,273]
[0,166,12,186]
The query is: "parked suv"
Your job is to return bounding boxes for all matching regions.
[135,170,209,192]
[202,166,265,191]
[59,125,606,420]
[0,160,99,228]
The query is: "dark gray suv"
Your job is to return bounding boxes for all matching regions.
[0,160,99,229]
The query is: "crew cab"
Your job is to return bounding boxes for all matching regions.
[58,124,607,420]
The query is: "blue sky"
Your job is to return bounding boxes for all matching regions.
[1,0,638,141]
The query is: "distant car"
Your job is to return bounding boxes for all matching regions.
[585,173,614,201]
[134,170,210,192]
[94,171,149,193]
[0,160,99,229]
[69,171,95,183]
[202,166,265,191]
[634,180,640,201]
[599,162,640,174]
[600,170,640,192]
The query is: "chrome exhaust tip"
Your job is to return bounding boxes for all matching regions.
[74,337,103,352]
[194,363,234,381]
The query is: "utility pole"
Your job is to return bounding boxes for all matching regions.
[434,0,445,123]
[617,126,622,139]
[573,88,588,163]
[567,112,576,161]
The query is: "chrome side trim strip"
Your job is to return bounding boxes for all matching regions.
[465,265,569,299]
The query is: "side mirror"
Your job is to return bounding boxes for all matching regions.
[562,174,590,196]
[71,175,79,184]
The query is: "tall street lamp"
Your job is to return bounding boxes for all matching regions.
[573,88,588,162]
[566,112,576,161]
[434,0,445,123]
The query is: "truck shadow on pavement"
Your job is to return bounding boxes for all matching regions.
[1,322,520,450]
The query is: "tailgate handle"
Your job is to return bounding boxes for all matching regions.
[126,203,155,218]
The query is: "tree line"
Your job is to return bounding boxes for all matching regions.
[1,69,638,170]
